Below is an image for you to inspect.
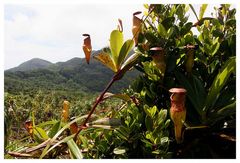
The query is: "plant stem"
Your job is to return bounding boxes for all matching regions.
[74,76,116,140]
[73,4,155,142]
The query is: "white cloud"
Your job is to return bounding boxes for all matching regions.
[4,4,145,69]
[5,4,234,70]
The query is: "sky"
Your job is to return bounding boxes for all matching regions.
[3,3,232,70]
[4,4,146,69]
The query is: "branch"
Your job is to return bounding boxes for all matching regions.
[74,76,117,140]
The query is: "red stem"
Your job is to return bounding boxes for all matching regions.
[74,76,116,140]
[73,5,156,141]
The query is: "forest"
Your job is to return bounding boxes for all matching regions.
[4,4,236,159]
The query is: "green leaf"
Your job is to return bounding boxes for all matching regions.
[37,120,58,128]
[32,112,36,128]
[121,52,140,69]
[180,22,193,36]
[118,39,134,67]
[93,52,117,72]
[34,127,49,140]
[208,101,236,125]
[145,116,153,131]
[110,30,124,68]
[175,72,206,116]
[141,138,153,146]
[48,121,61,138]
[199,4,208,20]
[196,17,214,27]
[210,42,220,56]
[119,52,140,79]
[189,4,199,21]
[217,101,236,116]
[158,23,167,37]
[212,29,224,38]
[204,57,236,112]
[165,119,171,128]
[114,127,129,141]
[102,92,131,101]
[113,147,126,155]
[40,114,97,158]
[160,137,169,146]
[144,105,157,118]
[157,109,168,125]
[213,83,235,109]
[162,17,175,30]
[226,19,236,27]
[86,118,122,128]
[42,134,75,158]
[167,26,174,38]
[67,139,83,159]
[145,31,159,43]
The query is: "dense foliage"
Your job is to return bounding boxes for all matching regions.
[5,56,138,94]
[4,4,235,159]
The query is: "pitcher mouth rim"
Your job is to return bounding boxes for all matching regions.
[169,88,187,93]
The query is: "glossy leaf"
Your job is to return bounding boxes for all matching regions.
[48,121,61,138]
[158,23,167,37]
[114,129,128,141]
[145,116,153,131]
[217,101,236,117]
[162,17,175,30]
[213,83,235,110]
[40,114,97,158]
[37,120,58,128]
[82,34,92,64]
[118,39,134,67]
[144,105,157,118]
[189,4,199,21]
[113,147,126,155]
[160,137,169,146]
[67,139,83,159]
[199,4,208,20]
[175,72,206,116]
[210,41,220,56]
[93,52,117,72]
[112,52,140,81]
[194,17,213,27]
[157,109,168,125]
[203,57,236,112]
[110,30,124,68]
[208,101,236,125]
[43,135,75,158]
[34,127,49,140]
[120,52,140,72]
[102,92,131,101]
[180,22,193,36]
[86,118,122,127]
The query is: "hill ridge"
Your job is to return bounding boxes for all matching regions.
[5,55,139,94]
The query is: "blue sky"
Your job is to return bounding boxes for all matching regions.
[4,4,227,70]
[5,5,36,21]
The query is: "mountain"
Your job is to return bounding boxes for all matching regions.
[4,55,140,94]
[8,58,53,72]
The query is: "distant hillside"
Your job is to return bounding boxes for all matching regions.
[5,55,140,94]
[8,58,53,72]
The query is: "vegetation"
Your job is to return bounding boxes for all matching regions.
[5,56,138,94]
[4,4,235,159]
